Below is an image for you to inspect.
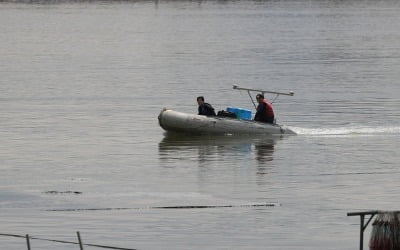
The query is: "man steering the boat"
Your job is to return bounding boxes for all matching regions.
[197,96,216,116]
[254,94,275,124]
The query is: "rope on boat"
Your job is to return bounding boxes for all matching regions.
[270,94,280,104]
[247,90,257,109]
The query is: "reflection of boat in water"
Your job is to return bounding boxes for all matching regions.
[159,133,278,147]
[158,109,296,135]
[158,133,279,165]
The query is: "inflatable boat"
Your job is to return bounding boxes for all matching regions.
[158,109,295,135]
[158,85,296,135]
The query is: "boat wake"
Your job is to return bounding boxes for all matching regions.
[291,125,400,136]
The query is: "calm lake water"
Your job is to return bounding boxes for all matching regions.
[1,0,400,249]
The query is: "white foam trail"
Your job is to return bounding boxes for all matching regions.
[291,126,400,136]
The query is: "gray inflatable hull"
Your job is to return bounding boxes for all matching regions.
[158,109,296,135]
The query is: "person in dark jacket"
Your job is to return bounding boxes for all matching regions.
[254,94,275,124]
[197,96,216,116]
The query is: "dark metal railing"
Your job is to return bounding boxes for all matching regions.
[0,231,137,250]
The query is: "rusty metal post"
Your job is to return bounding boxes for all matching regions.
[348,211,379,250]
[77,231,84,250]
[359,214,365,250]
[26,234,31,250]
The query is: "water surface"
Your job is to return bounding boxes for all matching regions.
[1,0,400,249]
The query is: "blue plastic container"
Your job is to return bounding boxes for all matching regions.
[226,107,252,120]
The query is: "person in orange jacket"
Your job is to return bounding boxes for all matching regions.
[254,94,275,124]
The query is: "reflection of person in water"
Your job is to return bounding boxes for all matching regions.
[255,142,275,177]
[255,143,274,163]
